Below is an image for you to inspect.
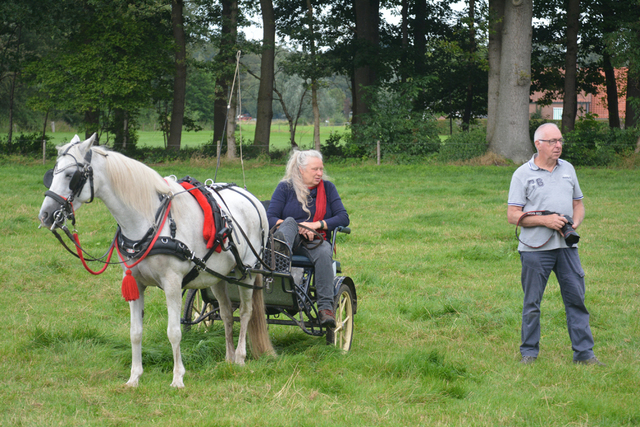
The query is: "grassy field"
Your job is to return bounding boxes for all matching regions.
[1,155,639,426]
[9,123,350,151]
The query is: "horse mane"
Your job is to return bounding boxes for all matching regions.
[95,147,173,224]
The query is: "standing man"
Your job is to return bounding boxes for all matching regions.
[507,123,603,366]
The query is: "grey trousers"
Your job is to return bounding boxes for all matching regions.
[520,248,595,361]
[276,217,335,311]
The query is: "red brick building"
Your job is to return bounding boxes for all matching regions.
[529,68,627,122]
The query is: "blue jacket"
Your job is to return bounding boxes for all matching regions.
[267,180,350,239]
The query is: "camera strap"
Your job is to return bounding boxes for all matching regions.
[515,210,556,249]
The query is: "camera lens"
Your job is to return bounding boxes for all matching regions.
[562,224,580,245]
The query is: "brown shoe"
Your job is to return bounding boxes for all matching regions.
[574,357,605,366]
[318,309,336,328]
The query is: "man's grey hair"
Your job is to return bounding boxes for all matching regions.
[282,149,327,218]
[533,123,561,147]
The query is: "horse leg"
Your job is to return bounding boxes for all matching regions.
[211,282,236,363]
[234,286,254,365]
[164,281,186,388]
[126,288,145,387]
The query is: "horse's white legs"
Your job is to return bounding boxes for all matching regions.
[126,288,145,387]
[164,282,186,388]
[234,287,254,365]
[211,282,236,363]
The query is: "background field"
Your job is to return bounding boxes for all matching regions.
[1,156,639,426]
[12,123,350,152]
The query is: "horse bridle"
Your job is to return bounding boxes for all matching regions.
[43,146,95,228]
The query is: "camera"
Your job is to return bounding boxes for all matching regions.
[540,211,580,246]
[560,215,580,246]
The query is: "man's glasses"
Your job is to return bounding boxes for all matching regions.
[538,138,564,146]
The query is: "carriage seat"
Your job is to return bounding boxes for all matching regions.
[291,254,314,267]
[261,199,344,273]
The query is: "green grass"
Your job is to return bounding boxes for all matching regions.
[5,123,350,151]
[1,156,639,426]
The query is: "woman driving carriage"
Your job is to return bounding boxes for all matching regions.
[267,149,349,328]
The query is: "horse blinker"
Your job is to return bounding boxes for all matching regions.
[43,169,54,188]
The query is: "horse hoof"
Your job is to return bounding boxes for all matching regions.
[170,380,185,388]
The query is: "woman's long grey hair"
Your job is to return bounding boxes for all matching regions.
[282,149,328,218]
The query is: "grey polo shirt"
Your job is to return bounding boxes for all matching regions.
[508,154,583,252]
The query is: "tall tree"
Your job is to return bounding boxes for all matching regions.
[487,0,534,163]
[253,0,276,153]
[306,0,321,151]
[352,0,379,126]
[626,52,640,129]
[461,0,477,130]
[213,0,238,156]
[168,0,187,151]
[561,0,579,133]
[602,52,620,129]
[486,0,504,143]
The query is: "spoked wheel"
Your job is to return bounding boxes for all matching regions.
[183,289,215,332]
[326,283,354,351]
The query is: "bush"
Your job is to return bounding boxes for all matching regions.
[321,131,344,158]
[562,114,640,166]
[346,84,441,162]
[438,128,488,162]
[0,133,56,157]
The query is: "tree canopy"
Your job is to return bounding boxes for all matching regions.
[2,0,638,161]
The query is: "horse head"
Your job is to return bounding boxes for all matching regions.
[39,133,97,230]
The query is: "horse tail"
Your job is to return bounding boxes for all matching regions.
[248,274,276,358]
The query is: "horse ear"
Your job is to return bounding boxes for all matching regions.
[77,134,96,154]
[70,135,81,144]
[87,133,97,147]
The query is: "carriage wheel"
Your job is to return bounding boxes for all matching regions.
[183,289,214,332]
[326,283,354,351]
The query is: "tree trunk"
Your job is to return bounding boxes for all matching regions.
[253,0,275,153]
[213,97,227,150]
[312,85,321,150]
[215,0,238,152]
[352,0,379,126]
[227,91,237,159]
[626,66,640,129]
[461,0,476,130]
[123,111,129,149]
[487,0,534,163]
[414,0,427,78]
[307,0,321,151]
[603,53,620,129]
[7,71,17,145]
[413,0,427,110]
[84,109,100,140]
[168,0,187,152]
[401,0,409,83]
[561,0,579,133]
[486,0,504,143]
[41,109,49,144]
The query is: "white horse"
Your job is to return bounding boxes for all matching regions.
[38,134,274,388]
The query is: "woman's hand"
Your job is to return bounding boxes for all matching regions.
[298,221,322,240]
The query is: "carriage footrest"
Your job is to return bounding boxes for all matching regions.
[264,238,292,272]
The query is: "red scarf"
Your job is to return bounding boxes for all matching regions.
[312,180,327,240]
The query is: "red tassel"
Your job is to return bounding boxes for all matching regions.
[122,269,139,301]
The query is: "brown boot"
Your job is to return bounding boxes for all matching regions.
[318,309,336,328]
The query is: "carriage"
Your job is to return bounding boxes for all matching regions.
[182,220,357,351]
[38,134,357,387]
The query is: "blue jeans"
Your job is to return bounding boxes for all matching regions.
[276,217,335,311]
[520,248,595,361]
